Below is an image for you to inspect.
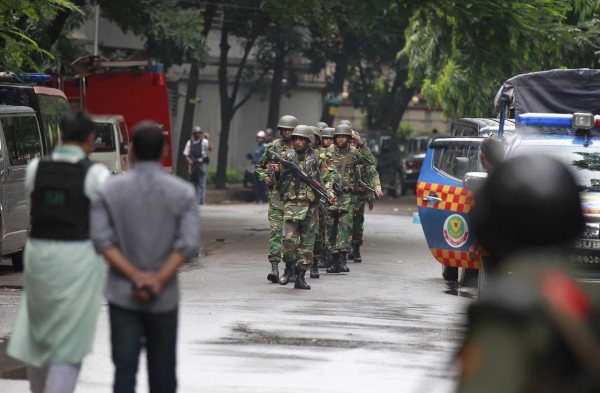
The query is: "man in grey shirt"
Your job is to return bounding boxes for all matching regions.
[91,121,199,393]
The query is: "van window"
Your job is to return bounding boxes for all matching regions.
[1,115,42,166]
[94,123,116,152]
[432,142,482,180]
[37,93,71,151]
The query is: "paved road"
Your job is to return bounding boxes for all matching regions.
[0,198,476,393]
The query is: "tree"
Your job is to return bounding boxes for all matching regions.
[214,0,270,189]
[403,0,600,118]
[0,0,80,71]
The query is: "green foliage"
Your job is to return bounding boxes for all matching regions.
[396,122,417,147]
[207,168,244,185]
[0,0,80,71]
[403,0,600,118]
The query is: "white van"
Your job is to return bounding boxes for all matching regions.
[0,106,44,270]
[90,114,130,173]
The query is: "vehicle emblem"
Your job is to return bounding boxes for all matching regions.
[443,214,469,248]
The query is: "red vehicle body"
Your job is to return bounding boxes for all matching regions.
[57,59,173,171]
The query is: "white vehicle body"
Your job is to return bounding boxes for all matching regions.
[90,114,129,173]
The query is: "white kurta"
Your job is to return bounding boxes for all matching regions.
[7,145,110,367]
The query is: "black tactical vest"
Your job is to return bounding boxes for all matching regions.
[190,140,203,160]
[30,158,93,240]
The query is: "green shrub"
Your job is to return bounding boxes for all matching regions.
[207,167,244,185]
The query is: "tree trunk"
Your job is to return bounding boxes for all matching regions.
[266,50,286,130]
[215,20,232,189]
[320,56,349,126]
[380,60,416,133]
[175,60,200,178]
[175,3,217,178]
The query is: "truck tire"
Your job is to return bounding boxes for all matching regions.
[442,265,458,281]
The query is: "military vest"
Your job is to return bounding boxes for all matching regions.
[279,149,320,202]
[30,158,93,240]
[189,139,203,160]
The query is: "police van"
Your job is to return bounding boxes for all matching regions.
[417,69,600,287]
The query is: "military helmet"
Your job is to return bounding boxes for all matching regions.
[322,127,335,139]
[316,121,328,130]
[337,119,352,128]
[277,115,299,130]
[291,125,315,144]
[472,154,584,259]
[310,125,322,139]
[333,124,352,137]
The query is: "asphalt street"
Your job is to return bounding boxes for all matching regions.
[0,196,476,393]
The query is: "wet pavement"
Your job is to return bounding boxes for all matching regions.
[0,197,476,392]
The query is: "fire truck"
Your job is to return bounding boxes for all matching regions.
[55,57,174,171]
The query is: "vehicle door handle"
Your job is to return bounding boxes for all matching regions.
[422,194,442,203]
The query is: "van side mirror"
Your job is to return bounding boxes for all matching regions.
[120,142,129,155]
[463,172,488,193]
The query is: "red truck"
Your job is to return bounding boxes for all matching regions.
[56,57,174,171]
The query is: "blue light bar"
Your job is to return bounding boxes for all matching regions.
[17,73,52,83]
[517,113,572,127]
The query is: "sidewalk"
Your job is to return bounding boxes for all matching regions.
[204,183,254,204]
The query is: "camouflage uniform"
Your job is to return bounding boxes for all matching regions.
[351,145,382,262]
[279,146,335,289]
[326,143,365,273]
[255,139,291,273]
[312,146,338,271]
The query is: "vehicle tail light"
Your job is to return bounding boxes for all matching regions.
[152,73,165,86]
[406,160,422,170]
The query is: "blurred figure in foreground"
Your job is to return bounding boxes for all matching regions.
[457,154,600,393]
[91,121,199,393]
[8,110,110,393]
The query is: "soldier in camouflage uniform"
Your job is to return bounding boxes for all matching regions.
[325,124,367,274]
[255,115,298,284]
[316,126,335,268]
[349,131,384,262]
[278,125,336,290]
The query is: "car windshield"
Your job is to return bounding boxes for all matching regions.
[513,144,600,191]
[406,139,430,154]
[93,123,116,152]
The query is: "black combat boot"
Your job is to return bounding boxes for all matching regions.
[289,265,296,282]
[326,253,341,273]
[310,259,320,278]
[279,262,294,285]
[267,261,279,283]
[340,252,350,272]
[348,249,354,260]
[317,251,329,268]
[353,244,362,263]
[294,268,311,290]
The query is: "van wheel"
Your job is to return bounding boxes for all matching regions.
[12,250,24,272]
[442,265,458,281]
[391,172,405,198]
[459,267,478,287]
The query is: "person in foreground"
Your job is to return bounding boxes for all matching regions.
[91,121,199,393]
[7,110,111,393]
[457,154,600,393]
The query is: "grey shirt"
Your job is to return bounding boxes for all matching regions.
[91,161,199,312]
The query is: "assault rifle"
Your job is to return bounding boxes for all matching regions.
[356,165,375,193]
[268,151,332,203]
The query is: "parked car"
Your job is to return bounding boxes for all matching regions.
[363,131,403,197]
[0,106,44,271]
[90,114,130,174]
[399,136,434,196]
